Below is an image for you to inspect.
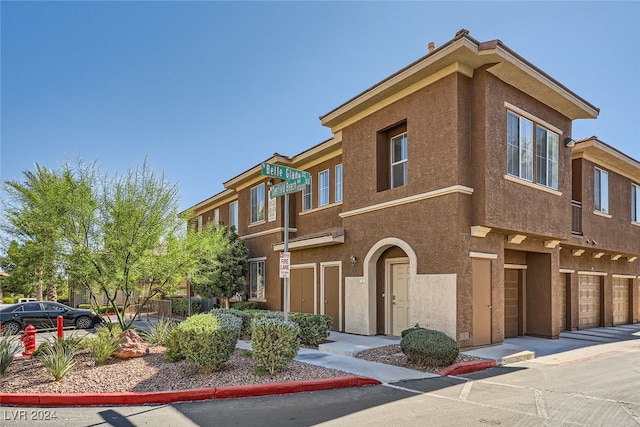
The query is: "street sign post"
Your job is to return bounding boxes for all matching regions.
[261,163,310,322]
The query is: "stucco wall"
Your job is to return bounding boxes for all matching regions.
[410,273,457,340]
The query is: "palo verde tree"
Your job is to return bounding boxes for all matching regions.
[189,223,249,309]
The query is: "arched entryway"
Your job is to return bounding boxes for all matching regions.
[363,238,417,336]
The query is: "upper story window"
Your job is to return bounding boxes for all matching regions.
[318,170,329,207]
[213,208,220,226]
[197,215,203,230]
[377,121,407,192]
[229,200,238,231]
[335,164,343,202]
[250,183,265,223]
[632,183,639,222]
[535,126,559,189]
[391,132,408,188]
[507,111,534,182]
[302,177,313,211]
[507,110,560,190]
[594,167,609,214]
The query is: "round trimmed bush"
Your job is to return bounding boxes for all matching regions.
[251,317,300,375]
[401,326,426,338]
[211,308,251,338]
[400,328,459,367]
[176,312,241,372]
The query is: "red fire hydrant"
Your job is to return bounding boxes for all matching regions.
[20,325,37,356]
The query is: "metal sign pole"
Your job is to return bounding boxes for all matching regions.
[283,193,289,322]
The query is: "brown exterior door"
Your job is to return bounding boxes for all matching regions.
[472,259,492,346]
[558,273,567,332]
[504,269,519,338]
[322,265,341,331]
[612,277,630,325]
[578,275,601,329]
[391,263,410,336]
[290,268,315,314]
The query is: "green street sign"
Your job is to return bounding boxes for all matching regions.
[269,177,307,199]
[262,163,311,181]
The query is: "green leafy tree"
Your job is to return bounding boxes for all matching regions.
[189,223,249,309]
[1,163,90,301]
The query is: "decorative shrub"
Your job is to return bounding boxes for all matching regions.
[34,336,86,357]
[288,312,332,346]
[400,328,459,367]
[87,335,120,366]
[231,301,258,311]
[401,326,426,338]
[175,312,241,372]
[95,323,123,339]
[171,298,202,317]
[0,334,21,376]
[164,328,184,362]
[211,308,251,338]
[39,338,81,381]
[251,317,300,375]
[139,317,179,346]
[2,297,14,304]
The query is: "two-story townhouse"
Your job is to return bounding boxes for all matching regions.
[187,29,639,349]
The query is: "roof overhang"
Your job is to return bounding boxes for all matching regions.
[273,229,345,251]
[572,137,640,182]
[320,30,599,133]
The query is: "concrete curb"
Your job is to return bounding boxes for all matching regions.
[439,360,497,376]
[0,376,381,407]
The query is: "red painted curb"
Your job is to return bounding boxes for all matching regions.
[0,376,381,407]
[439,360,497,376]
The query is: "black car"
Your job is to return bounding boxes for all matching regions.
[0,301,101,335]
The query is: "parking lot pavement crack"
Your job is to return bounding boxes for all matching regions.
[619,402,640,425]
[534,389,548,418]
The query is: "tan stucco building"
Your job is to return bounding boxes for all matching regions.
[187,30,640,348]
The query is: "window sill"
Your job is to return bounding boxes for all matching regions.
[503,175,562,196]
[249,298,267,303]
[632,221,640,227]
[299,201,343,216]
[248,220,266,228]
[593,210,612,219]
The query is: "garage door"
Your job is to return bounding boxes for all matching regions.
[578,275,601,329]
[612,277,630,325]
[558,273,567,332]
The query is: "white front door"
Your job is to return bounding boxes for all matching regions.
[391,263,410,336]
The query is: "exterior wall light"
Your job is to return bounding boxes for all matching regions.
[564,137,576,147]
[349,255,357,266]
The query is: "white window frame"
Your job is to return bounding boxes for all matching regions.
[535,125,559,190]
[318,169,329,207]
[249,259,265,300]
[335,164,343,202]
[213,208,220,226]
[594,167,609,214]
[632,183,639,222]
[250,183,265,223]
[197,215,203,230]
[390,132,408,188]
[302,176,313,211]
[229,200,238,231]
[507,111,534,182]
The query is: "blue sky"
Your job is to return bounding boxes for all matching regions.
[2,1,639,212]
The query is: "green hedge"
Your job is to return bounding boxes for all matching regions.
[231,301,258,311]
[243,310,332,346]
[174,312,241,372]
[1,297,14,304]
[78,304,123,314]
[171,298,202,317]
[251,317,300,375]
[400,328,459,367]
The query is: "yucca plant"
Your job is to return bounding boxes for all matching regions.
[139,317,178,346]
[0,333,22,376]
[86,333,121,366]
[40,339,77,381]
